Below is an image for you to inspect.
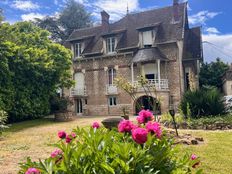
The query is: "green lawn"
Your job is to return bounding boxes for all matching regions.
[178,130,232,174]
[1,118,232,174]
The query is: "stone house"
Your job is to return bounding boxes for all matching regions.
[65,0,203,116]
[223,65,232,96]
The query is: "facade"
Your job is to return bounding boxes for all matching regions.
[223,66,232,96]
[65,0,203,116]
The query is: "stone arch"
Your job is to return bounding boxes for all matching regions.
[135,95,161,115]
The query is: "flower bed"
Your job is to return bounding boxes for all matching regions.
[19,110,202,174]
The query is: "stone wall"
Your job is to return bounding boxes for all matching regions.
[70,43,183,116]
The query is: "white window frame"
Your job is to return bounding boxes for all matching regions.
[75,42,82,58]
[108,96,117,106]
[142,30,153,47]
[106,37,116,54]
[108,68,116,85]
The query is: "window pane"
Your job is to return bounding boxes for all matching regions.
[113,97,117,105]
[142,31,152,46]
[75,43,81,57]
[112,37,115,52]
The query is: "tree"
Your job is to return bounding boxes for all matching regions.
[199,58,229,89]
[0,22,73,122]
[35,0,92,43]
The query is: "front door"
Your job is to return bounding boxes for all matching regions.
[76,99,83,114]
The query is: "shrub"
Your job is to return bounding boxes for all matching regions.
[0,109,8,136]
[19,116,202,174]
[180,87,226,118]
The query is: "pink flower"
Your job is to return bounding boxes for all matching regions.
[118,120,135,133]
[51,149,63,158]
[92,122,100,129]
[191,154,197,160]
[71,132,76,138]
[137,110,154,124]
[65,134,72,143]
[146,121,162,138]
[25,168,40,174]
[131,127,148,144]
[58,130,66,139]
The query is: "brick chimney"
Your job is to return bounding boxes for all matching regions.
[172,0,179,23]
[101,10,110,32]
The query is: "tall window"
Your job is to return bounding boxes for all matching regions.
[106,37,116,53]
[75,43,82,58]
[108,68,116,85]
[142,30,153,48]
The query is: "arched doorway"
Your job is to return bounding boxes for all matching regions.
[135,96,161,115]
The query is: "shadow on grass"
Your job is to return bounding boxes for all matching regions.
[6,117,56,133]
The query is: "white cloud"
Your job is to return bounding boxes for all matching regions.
[11,0,40,11]
[205,27,220,34]
[54,0,58,5]
[189,11,221,25]
[93,0,139,21]
[21,12,45,21]
[203,34,232,63]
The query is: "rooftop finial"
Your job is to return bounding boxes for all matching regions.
[126,2,129,15]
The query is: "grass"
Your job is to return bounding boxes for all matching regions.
[178,130,232,174]
[1,117,232,174]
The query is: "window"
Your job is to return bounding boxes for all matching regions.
[108,68,116,85]
[106,37,116,53]
[108,96,117,106]
[142,30,153,47]
[75,43,82,58]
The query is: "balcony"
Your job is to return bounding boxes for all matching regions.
[106,84,118,95]
[133,79,169,90]
[70,87,87,97]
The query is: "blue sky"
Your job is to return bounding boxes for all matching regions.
[1,0,232,63]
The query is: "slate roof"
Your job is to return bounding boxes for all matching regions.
[67,3,187,55]
[132,47,167,63]
[183,27,202,60]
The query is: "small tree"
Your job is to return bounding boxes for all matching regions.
[199,58,229,90]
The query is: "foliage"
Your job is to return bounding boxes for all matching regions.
[199,58,229,89]
[19,120,201,174]
[0,109,8,136]
[180,87,226,118]
[35,0,92,43]
[50,95,74,113]
[0,22,73,122]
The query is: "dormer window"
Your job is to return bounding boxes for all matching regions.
[106,37,116,54]
[75,42,82,58]
[142,30,153,48]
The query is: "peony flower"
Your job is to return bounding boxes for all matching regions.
[65,134,72,143]
[131,127,148,144]
[118,120,136,133]
[191,154,197,160]
[51,149,63,158]
[146,121,162,138]
[71,132,76,138]
[137,110,154,124]
[92,122,100,129]
[25,168,40,174]
[58,130,66,139]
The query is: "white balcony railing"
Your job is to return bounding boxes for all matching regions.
[70,87,87,96]
[133,79,169,90]
[106,84,118,94]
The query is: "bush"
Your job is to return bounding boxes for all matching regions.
[180,87,226,118]
[49,95,69,113]
[19,111,202,174]
[0,110,8,136]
